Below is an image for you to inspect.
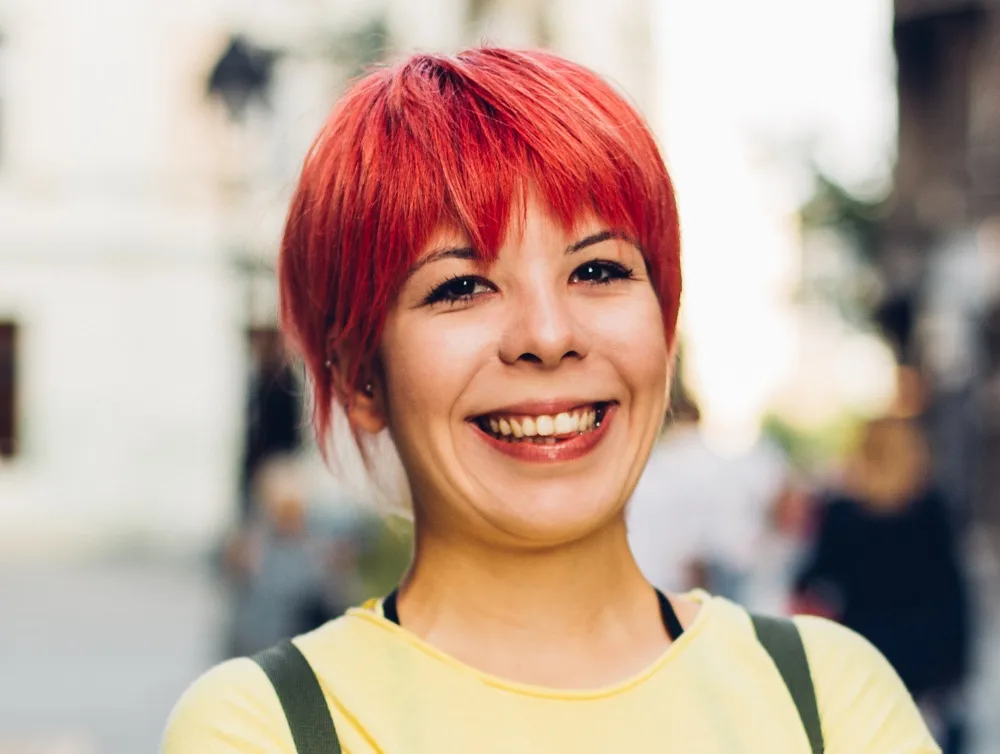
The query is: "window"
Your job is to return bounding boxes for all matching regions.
[0,322,17,458]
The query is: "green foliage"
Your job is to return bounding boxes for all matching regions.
[355,514,413,599]
[800,172,885,263]
[798,170,889,329]
[762,412,862,473]
[329,16,392,78]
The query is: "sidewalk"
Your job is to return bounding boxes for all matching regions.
[0,557,226,754]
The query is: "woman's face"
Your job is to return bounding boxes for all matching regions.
[372,195,670,547]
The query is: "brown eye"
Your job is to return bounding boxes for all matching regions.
[571,261,635,285]
[423,276,495,306]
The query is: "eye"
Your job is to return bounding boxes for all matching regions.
[571,260,635,285]
[423,275,495,306]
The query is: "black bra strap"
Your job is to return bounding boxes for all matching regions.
[382,588,400,625]
[382,587,684,642]
[655,589,685,641]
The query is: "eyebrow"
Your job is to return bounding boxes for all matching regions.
[566,229,629,254]
[406,229,631,279]
[406,246,479,279]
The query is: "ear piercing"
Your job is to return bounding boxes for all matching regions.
[322,357,373,397]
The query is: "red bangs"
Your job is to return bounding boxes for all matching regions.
[279,47,681,451]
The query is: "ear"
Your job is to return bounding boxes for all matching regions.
[327,354,388,435]
[346,376,387,435]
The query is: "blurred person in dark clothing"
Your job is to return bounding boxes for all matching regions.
[241,329,303,520]
[794,416,971,754]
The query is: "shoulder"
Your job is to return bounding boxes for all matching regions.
[160,656,293,754]
[793,615,940,754]
[816,492,854,514]
[161,611,389,754]
[812,494,858,530]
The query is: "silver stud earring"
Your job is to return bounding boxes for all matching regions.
[363,381,374,397]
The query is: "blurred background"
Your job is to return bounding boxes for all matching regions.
[0,0,999,752]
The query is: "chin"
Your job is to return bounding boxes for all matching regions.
[478,479,627,547]
[444,412,643,543]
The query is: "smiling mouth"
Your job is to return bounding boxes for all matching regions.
[472,402,612,445]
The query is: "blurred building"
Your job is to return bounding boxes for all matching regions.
[0,0,656,557]
[877,0,1000,528]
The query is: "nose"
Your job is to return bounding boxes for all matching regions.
[498,285,588,368]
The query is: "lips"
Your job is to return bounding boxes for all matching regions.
[468,401,617,462]
[474,403,610,444]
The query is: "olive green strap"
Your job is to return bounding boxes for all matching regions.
[750,613,824,754]
[252,639,342,754]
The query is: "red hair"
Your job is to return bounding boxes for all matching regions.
[279,47,681,452]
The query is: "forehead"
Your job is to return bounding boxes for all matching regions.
[417,196,609,259]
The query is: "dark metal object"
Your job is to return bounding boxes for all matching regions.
[207,35,279,121]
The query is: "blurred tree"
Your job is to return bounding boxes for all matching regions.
[328,16,392,78]
[356,516,413,599]
[798,170,890,332]
[762,411,862,474]
[800,172,885,263]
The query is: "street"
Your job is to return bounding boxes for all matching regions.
[0,558,226,754]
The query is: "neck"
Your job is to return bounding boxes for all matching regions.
[394,514,667,687]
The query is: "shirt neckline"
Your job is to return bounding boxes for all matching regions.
[381,586,686,642]
[347,590,716,701]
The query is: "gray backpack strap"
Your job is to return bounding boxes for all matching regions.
[750,614,824,754]
[251,639,342,754]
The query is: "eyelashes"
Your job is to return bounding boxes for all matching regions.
[421,260,636,308]
[422,274,496,306]
[570,260,635,286]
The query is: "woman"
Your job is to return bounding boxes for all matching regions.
[795,417,970,753]
[163,48,938,753]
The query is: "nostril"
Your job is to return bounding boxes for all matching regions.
[515,350,581,365]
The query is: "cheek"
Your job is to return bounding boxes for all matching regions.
[590,291,669,389]
[380,313,496,425]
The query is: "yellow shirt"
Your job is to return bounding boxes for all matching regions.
[162,593,939,753]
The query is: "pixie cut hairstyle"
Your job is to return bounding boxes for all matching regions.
[279,47,682,450]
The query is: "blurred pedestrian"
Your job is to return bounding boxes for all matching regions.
[794,416,971,753]
[628,393,794,607]
[240,329,303,521]
[627,394,714,594]
[223,457,357,657]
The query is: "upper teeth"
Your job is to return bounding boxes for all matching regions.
[487,408,597,437]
